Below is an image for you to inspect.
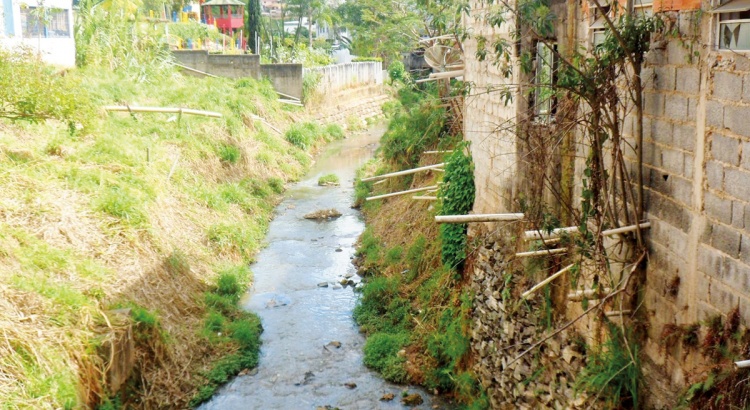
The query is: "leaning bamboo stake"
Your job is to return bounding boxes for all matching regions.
[735,360,750,369]
[103,106,222,118]
[361,163,445,182]
[429,70,464,79]
[424,150,453,154]
[567,288,612,301]
[412,196,437,201]
[436,213,525,223]
[373,179,387,186]
[605,310,632,317]
[521,264,576,300]
[515,248,567,258]
[174,63,219,78]
[278,99,304,107]
[366,185,438,201]
[524,221,651,241]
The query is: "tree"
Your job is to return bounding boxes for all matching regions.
[246,0,262,53]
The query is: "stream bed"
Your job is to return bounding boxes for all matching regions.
[199,126,447,409]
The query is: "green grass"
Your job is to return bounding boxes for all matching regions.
[317,173,340,186]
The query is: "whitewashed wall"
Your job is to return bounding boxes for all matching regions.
[0,0,75,67]
[304,62,384,94]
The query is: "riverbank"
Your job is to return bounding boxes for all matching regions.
[0,60,363,408]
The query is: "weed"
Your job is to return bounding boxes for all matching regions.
[218,143,241,164]
[362,332,409,383]
[384,246,403,265]
[439,142,475,271]
[204,311,225,333]
[325,124,345,140]
[95,186,147,226]
[165,249,190,276]
[575,325,640,409]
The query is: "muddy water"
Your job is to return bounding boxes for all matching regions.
[200,126,447,409]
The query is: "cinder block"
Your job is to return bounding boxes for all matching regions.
[645,92,666,117]
[724,105,750,138]
[742,235,750,265]
[711,222,741,257]
[672,176,693,206]
[665,94,689,122]
[711,133,741,166]
[725,168,750,200]
[733,201,746,229]
[661,148,685,175]
[655,66,676,91]
[673,123,697,151]
[709,281,740,314]
[741,141,750,171]
[652,120,673,145]
[676,67,700,94]
[688,97,699,120]
[743,74,750,102]
[667,42,689,65]
[706,99,724,129]
[706,160,724,191]
[684,153,694,179]
[705,191,733,224]
[713,71,743,101]
[698,243,723,277]
[720,256,750,293]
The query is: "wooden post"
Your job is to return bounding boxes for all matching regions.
[435,213,525,223]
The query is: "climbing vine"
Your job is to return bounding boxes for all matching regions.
[438,142,475,271]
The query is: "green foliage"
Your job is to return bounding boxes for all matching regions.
[218,143,242,164]
[380,87,448,170]
[284,121,334,149]
[387,61,407,83]
[424,292,472,391]
[438,143,475,271]
[362,332,410,383]
[166,21,224,43]
[318,173,340,185]
[302,71,322,104]
[325,123,345,140]
[207,223,264,260]
[576,325,640,409]
[0,48,94,128]
[384,246,403,265]
[95,186,148,226]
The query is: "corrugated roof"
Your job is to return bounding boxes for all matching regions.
[202,0,245,7]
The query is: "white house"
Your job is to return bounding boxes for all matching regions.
[0,0,75,67]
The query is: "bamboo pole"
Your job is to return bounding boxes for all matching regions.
[278,99,304,107]
[247,113,281,135]
[435,213,524,223]
[515,248,567,258]
[428,70,464,79]
[567,288,612,301]
[424,150,453,154]
[412,195,437,201]
[276,90,301,101]
[366,185,438,201]
[174,63,219,78]
[605,310,632,317]
[415,77,439,83]
[524,221,651,241]
[521,264,576,300]
[361,163,445,182]
[735,360,750,369]
[103,106,222,118]
[373,179,386,186]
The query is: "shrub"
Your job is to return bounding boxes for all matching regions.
[387,61,407,83]
[325,123,345,140]
[438,143,475,271]
[285,122,323,149]
[218,143,241,164]
[95,186,147,226]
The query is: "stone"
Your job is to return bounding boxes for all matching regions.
[380,393,395,401]
[335,248,343,252]
[304,209,342,220]
[401,393,423,406]
[327,341,342,348]
[343,382,357,389]
[317,282,328,288]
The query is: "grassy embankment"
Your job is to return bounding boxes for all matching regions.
[352,84,488,408]
[0,49,344,408]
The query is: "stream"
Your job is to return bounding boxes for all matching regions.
[199,125,447,409]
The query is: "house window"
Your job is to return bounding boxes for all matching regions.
[20,7,70,38]
[533,41,556,123]
[712,0,750,50]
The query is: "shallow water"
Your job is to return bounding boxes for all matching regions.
[199,126,448,409]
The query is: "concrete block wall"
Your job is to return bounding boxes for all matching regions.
[463,1,750,405]
[304,62,384,95]
[463,3,520,215]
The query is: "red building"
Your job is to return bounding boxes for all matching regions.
[201,0,245,34]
